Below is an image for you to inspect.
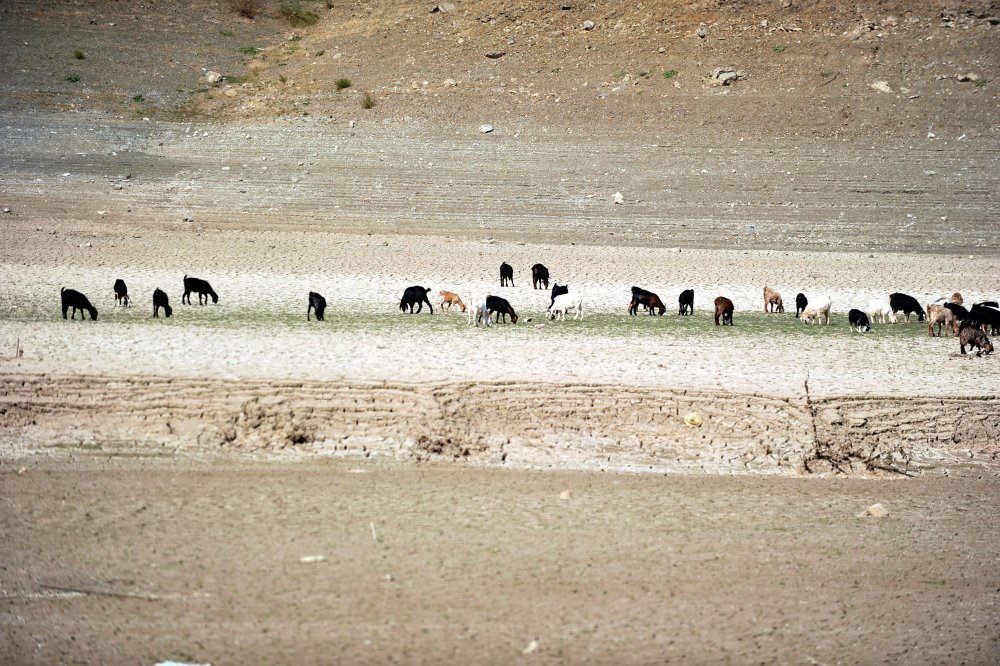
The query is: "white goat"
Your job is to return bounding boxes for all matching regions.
[467,295,492,328]
[547,293,584,321]
[867,299,897,324]
[801,296,833,324]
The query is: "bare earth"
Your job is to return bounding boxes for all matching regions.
[1,1,999,664]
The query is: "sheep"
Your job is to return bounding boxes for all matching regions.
[959,326,993,356]
[152,288,172,318]
[848,309,871,333]
[550,283,569,309]
[182,275,218,305]
[61,287,98,320]
[678,289,694,316]
[438,290,466,313]
[926,303,955,337]
[795,293,808,318]
[547,293,584,321]
[113,279,130,307]
[400,286,434,314]
[801,296,833,324]
[500,262,514,287]
[713,296,734,326]
[467,295,492,328]
[486,295,518,324]
[308,291,327,321]
[531,263,549,290]
[868,299,897,325]
[889,292,925,323]
[629,286,665,316]
[763,286,784,313]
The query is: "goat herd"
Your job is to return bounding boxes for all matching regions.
[57,261,997,357]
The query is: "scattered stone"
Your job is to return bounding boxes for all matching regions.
[561,3,573,9]
[706,67,747,86]
[612,192,624,205]
[299,555,327,563]
[522,640,539,655]
[697,27,708,38]
[869,80,893,93]
[79,242,92,248]
[956,72,981,82]
[205,70,223,84]
[430,2,455,13]
[485,50,506,59]
[2,207,11,214]
[349,119,356,128]
[858,503,889,518]
[684,412,704,427]
[583,20,595,31]
[559,490,572,500]
[442,78,457,87]
[479,124,494,133]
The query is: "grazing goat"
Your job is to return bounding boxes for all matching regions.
[968,303,1000,335]
[113,279,130,307]
[182,275,218,305]
[678,289,694,316]
[763,286,784,313]
[889,292,925,323]
[400,286,434,314]
[959,325,993,356]
[61,287,98,320]
[926,303,955,337]
[629,286,665,316]
[795,293,808,318]
[868,299,897,324]
[550,283,569,309]
[950,292,964,305]
[801,296,833,324]
[467,295,492,328]
[308,291,327,321]
[713,296,734,326]
[438,290,466,313]
[531,264,550,290]
[500,262,514,287]
[486,295,518,324]
[152,288,172,318]
[848,309,871,333]
[547,293,584,321]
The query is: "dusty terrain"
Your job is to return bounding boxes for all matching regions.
[1,1,999,664]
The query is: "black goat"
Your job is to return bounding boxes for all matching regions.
[400,286,433,314]
[61,287,98,320]
[678,289,694,316]
[795,293,808,318]
[889,292,925,322]
[486,295,518,323]
[531,264,549,290]
[500,262,514,287]
[183,275,218,305]
[848,309,871,333]
[550,283,569,309]
[152,288,172,318]
[308,291,327,321]
[968,303,1000,335]
[629,286,665,316]
[113,279,130,307]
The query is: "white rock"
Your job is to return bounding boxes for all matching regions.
[583,20,595,30]
[205,71,223,84]
[612,192,624,204]
[479,124,494,133]
[869,80,893,93]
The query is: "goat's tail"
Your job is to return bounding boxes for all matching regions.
[60,286,65,294]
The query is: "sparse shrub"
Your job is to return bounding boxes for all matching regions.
[361,91,376,109]
[132,94,144,102]
[638,70,651,79]
[335,77,352,90]
[551,67,560,73]
[280,1,319,26]
[278,73,288,83]
[820,70,833,77]
[290,34,302,42]
[315,49,325,56]
[773,43,787,53]
[229,0,263,19]
[663,68,678,79]
[64,73,80,82]
[73,50,85,60]
[325,0,334,8]
[612,71,627,80]
[220,30,234,37]
[974,77,987,87]
[239,45,261,55]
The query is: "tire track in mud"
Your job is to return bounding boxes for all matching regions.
[2,374,997,475]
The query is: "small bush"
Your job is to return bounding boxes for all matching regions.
[974,77,987,88]
[239,45,261,55]
[73,50,85,60]
[64,73,80,83]
[335,77,352,90]
[612,71,627,80]
[280,1,319,26]
[315,49,325,56]
[663,69,678,79]
[290,34,302,42]
[773,44,787,54]
[220,30,234,37]
[132,94,144,102]
[820,70,833,78]
[361,91,376,109]
[229,0,263,19]
[278,73,288,83]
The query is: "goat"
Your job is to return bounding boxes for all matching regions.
[950,292,964,305]
[400,286,433,314]
[61,287,98,320]
[889,292,925,323]
[113,279,131,307]
[678,289,694,316]
[868,299,897,325]
[550,283,569,309]
[959,326,993,356]
[629,286,665,316]
[926,303,955,337]
[795,293,808,318]
[308,291,327,321]
[801,296,833,324]
[152,288,172,318]
[486,295,518,324]
[968,303,1000,335]
[438,290,466,313]
[713,296,734,326]
[500,262,514,287]
[183,275,218,305]
[848,309,871,333]
[531,263,549,290]
[763,286,784,313]
[467,295,492,328]
[547,293,584,321]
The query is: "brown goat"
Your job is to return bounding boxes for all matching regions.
[959,326,993,356]
[926,303,956,337]
[714,296,734,326]
[438,290,466,313]
[950,292,964,305]
[763,286,784,313]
